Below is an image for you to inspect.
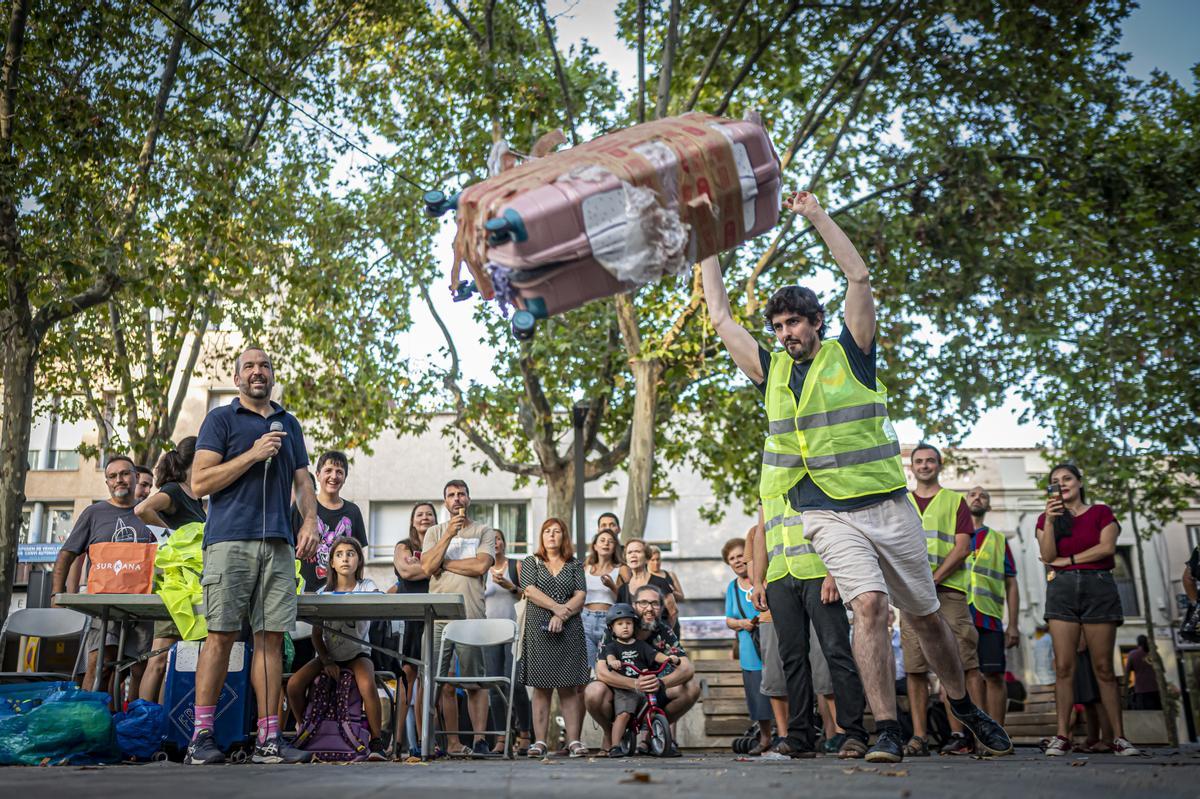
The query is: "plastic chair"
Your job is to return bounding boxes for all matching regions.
[433,618,518,759]
[0,607,90,683]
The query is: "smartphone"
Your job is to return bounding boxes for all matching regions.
[1047,483,1063,499]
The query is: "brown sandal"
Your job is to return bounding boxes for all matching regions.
[903,736,931,757]
[838,737,868,759]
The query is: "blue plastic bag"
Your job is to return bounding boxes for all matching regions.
[0,687,119,766]
[0,682,73,719]
[114,699,167,759]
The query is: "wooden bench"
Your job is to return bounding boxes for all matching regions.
[695,659,755,736]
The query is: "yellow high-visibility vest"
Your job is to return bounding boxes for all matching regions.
[969,527,1007,621]
[762,494,827,583]
[909,489,969,593]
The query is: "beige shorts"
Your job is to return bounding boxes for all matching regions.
[201,539,298,633]
[900,588,979,673]
[804,495,940,617]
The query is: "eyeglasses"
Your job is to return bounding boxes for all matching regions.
[634,600,661,608]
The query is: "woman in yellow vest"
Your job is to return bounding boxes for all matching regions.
[700,189,1011,762]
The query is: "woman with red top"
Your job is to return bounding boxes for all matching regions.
[1036,463,1139,757]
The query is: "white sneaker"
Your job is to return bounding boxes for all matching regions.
[1044,735,1071,757]
[1112,737,1141,756]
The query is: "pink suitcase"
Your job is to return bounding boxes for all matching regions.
[429,112,780,337]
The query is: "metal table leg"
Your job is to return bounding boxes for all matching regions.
[114,621,128,705]
[93,607,110,693]
[421,607,435,760]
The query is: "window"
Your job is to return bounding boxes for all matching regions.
[368,501,417,561]
[48,449,80,471]
[643,500,676,554]
[26,450,39,469]
[471,501,530,554]
[1188,524,1200,552]
[19,510,31,544]
[46,507,75,543]
[1113,546,1141,618]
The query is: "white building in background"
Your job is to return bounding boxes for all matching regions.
[12,395,1200,740]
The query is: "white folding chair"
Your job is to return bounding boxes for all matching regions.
[0,608,91,683]
[433,618,518,759]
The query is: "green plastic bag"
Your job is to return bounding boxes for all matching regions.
[0,687,120,766]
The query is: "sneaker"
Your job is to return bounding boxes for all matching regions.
[762,738,817,760]
[746,738,769,756]
[865,728,905,763]
[822,732,847,754]
[185,730,226,765]
[1044,735,1071,757]
[661,741,682,758]
[367,737,388,762]
[472,739,492,758]
[1111,737,1141,757]
[940,732,973,755]
[252,735,314,764]
[948,702,1013,756]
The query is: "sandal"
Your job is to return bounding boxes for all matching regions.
[902,736,930,757]
[527,740,548,758]
[568,740,589,758]
[606,745,626,758]
[838,737,868,759]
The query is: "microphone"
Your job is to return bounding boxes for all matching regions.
[265,420,284,469]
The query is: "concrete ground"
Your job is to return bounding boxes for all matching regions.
[1,748,1198,798]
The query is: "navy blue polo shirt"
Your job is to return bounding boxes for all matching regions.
[195,398,308,548]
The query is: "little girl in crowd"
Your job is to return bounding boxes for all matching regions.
[285,536,390,760]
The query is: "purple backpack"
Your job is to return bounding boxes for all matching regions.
[294,671,370,761]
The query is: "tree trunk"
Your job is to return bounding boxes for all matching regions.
[0,328,38,637]
[621,359,659,540]
[1129,510,1180,746]
[545,466,574,527]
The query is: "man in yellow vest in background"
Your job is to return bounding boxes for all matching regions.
[701,190,1011,762]
[902,444,984,756]
[967,485,1020,725]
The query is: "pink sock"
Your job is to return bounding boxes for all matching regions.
[266,715,280,738]
[193,704,216,741]
[257,716,270,744]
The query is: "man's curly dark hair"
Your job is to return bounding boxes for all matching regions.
[763,285,827,338]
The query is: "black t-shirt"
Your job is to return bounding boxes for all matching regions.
[754,324,907,512]
[601,637,661,677]
[616,574,674,605]
[157,481,206,530]
[291,499,367,592]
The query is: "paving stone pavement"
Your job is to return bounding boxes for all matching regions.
[1,748,1197,798]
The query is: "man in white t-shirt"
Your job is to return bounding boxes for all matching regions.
[421,479,496,757]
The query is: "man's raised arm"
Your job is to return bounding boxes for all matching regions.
[700,255,764,383]
[787,191,876,352]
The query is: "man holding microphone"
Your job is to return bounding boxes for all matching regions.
[186,346,318,765]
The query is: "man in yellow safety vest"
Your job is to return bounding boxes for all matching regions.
[902,444,983,756]
[700,190,1011,762]
[967,485,1020,725]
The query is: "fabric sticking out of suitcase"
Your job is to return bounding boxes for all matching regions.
[432,111,781,338]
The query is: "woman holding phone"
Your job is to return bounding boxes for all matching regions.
[1036,463,1139,757]
[582,529,624,669]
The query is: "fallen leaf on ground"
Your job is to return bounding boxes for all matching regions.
[1070,761,1088,767]
[620,772,653,783]
[881,769,909,777]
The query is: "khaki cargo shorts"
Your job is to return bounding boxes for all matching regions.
[901,587,980,674]
[201,539,297,633]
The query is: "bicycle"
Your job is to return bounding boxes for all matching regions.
[620,660,675,757]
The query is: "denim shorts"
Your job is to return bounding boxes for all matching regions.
[582,608,609,669]
[1044,569,1124,626]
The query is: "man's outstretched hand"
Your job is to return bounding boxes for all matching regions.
[783,190,823,218]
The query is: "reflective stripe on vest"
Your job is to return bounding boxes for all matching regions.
[969,528,1007,621]
[762,495,827,582]
[758,342,907,501]
[909,489,969,593]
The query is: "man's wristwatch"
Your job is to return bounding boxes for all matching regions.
[1069,554,1076,565]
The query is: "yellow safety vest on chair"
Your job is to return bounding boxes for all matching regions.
[758,342,907,502]
[762,494,827,583]
[969,528,1007,621]
[909,489,969,593]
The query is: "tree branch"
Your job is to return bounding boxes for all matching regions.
[535,0,577,145]
[636,0,646,123]
[444,0,484,47]
[654,0,681,119]
[715,0,802,116]
[684,0,750,111]
[518,344,563,468]
[661,264,705,357]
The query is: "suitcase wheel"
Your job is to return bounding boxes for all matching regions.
[451,279,476,302]
[485,209,528,245]
[511,310,537,340]
[423,189,460,218]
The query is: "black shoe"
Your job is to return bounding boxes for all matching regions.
[472,738,492,757]
[940,732,973,755]
[185,730,226,765]
[367,737,388,761]
[865,728,905,763]
[661,741,682,758]
[949,703,1013,756]
[253,735,314,764]
[763,738,817,759]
